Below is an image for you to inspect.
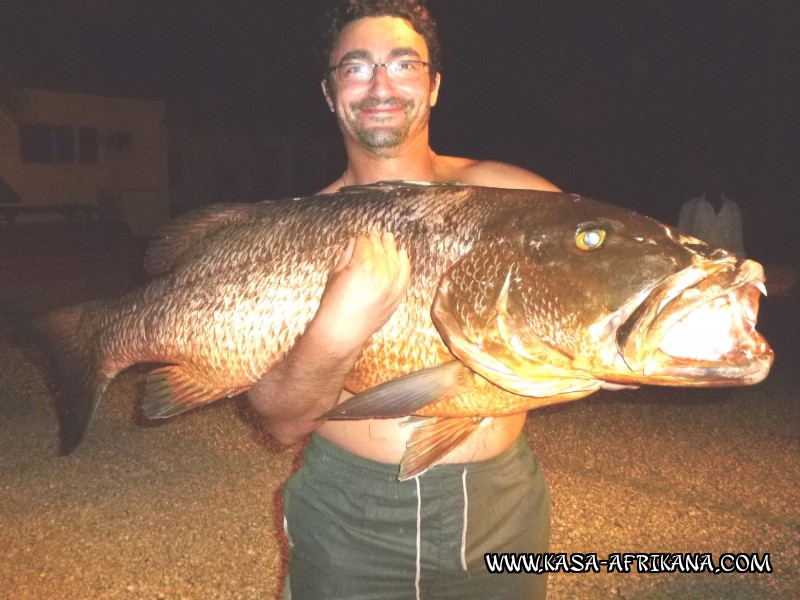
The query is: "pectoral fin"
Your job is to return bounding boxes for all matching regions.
[143,365,245,418]
[323,361,469,420]
[398,416,488,480]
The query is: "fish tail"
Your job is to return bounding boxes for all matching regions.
[31,302,113,454]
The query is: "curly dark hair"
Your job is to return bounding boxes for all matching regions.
[319,0,441,80]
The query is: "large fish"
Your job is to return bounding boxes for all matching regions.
[33,182,773,479]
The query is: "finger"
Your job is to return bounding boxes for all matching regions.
[396,247,412,294]
[600,382,640,391]
[352,233,375,270]
[381,231,401,276]
[366,229,386,269]
[381,231,397,255]
[332,237,356,273]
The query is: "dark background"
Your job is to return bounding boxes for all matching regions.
[1,0,798,263]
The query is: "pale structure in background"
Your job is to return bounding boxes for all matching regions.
[678,173,746,258]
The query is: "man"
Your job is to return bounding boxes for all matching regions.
[678,171,746,258]
[248,2,559,598]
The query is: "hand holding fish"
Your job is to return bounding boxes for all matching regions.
[313,230,411,361]
[245,230,411,444]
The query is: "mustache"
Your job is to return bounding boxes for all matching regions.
[352,97,414,111]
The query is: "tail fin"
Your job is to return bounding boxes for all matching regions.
[31,303,112,454]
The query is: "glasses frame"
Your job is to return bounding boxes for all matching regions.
[327,59,430,83]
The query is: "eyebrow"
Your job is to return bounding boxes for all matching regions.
[336,47,423,64]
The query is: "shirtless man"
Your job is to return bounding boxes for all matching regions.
[248,2,558,598]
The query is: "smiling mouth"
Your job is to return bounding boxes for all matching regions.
[361,106,404,117]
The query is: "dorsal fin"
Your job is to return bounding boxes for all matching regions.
[143,203,256,275]
[335,180,466,194]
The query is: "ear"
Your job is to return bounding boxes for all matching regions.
[321,79,335,112]
[429,72,441,107]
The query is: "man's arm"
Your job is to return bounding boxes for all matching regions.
[247,231,411,444]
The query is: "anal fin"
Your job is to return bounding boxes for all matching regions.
[143,365,245,419]
[398,416,488,480]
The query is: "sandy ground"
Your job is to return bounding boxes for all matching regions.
[0,252,797,600]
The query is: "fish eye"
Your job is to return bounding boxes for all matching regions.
[575,227,606,251]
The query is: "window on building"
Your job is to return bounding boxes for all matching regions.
[20,123,99,165]
[78,126,98,164]
[53,125,75,163]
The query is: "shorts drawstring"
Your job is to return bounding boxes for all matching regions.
[415,475,422,600]
[415,466,469,599]
[461,466,469,572]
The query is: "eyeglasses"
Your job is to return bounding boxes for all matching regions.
[328,60,430,83]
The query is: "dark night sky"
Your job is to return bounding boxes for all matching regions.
[1,0,799,262]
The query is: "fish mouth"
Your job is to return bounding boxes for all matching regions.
[615,257,773,385]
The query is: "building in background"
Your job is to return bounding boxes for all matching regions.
[0,85,169,236]
[1,85,335,239]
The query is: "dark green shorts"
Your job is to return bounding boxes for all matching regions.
[283,432,550,600]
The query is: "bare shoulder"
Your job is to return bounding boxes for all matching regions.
[435,156,561,192]
[316,179,344,195]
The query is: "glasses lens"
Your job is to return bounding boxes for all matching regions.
[336,63,373,81]
[388,60,426,79]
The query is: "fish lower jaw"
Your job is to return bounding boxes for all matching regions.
[635,351,773,385]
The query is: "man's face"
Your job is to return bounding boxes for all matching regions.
[322,16,441,154]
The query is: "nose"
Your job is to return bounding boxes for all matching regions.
[368,64,395,98]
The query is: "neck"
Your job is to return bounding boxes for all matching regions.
[342,136,437,186]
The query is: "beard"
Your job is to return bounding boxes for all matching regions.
[347,97,423,150]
